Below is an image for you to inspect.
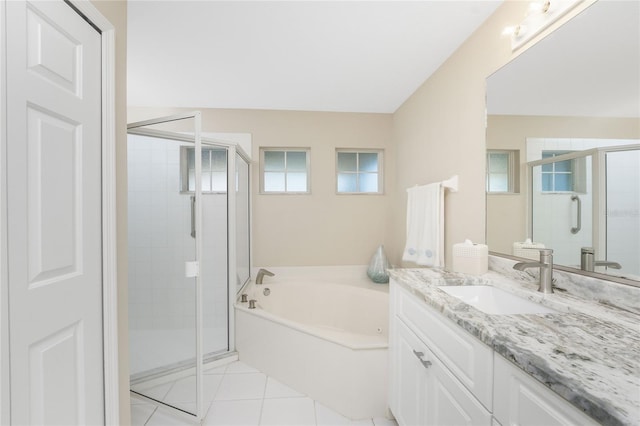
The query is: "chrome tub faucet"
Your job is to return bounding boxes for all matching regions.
[255,268,275,284]
[513,248,554,294]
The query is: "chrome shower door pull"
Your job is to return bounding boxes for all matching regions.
[190,195,196,238]
[570,195,581,234]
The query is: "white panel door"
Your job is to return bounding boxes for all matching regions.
[6,0,104,424]
[392,320,429,426]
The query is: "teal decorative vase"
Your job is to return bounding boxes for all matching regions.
[367,245,391,284]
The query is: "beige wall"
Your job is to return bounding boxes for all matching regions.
[89,1,129,424]
[486,114,640,254]
[127,107,394,267]
[125,2,603,272]
[386,0,597,268]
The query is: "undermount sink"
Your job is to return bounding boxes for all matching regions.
[440,285,558,315]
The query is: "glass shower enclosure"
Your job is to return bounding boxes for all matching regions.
[126,112,251,420]
[528,143,640,279]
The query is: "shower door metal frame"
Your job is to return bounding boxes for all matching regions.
[127,111,205,421]
[197,136,252,354]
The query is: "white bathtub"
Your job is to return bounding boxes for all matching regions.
[235,273,389,420]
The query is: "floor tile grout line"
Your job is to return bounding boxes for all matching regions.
[257,371,269,425]
[201,373,224,421]
[142,405,158,426]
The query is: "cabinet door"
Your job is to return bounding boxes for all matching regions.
[393,320,492,426]
[396,281,493,409]
[393,320,429,426]
[493,355,598,426]
[427,353,493,426]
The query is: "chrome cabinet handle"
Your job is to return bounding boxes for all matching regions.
[190,195,196,238]
[571,195,581,234]
[412,350,432,369]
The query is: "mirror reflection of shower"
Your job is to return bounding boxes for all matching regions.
[527,139,639,279]
[126,113,252,420]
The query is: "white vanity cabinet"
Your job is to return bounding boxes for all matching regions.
[389,281,493,426]
[389,279,600,426]
[493,355,599,426]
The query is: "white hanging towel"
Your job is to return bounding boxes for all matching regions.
[402,182,444,267]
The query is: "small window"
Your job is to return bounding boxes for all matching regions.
[181,146,227,193]
[541,151,574,192]
[486,150,518,193]
[260,148,310,194]
[336,149,383,194]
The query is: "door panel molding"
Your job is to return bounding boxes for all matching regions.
[26,106,83,288]
[26,4,82,97]
[29,321,85,425]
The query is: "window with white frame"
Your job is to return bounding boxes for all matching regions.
[486,150,518,193]
[336,149,383,194]
[541,151,574,192]
[260,148,310,193]
[181,146,227,193]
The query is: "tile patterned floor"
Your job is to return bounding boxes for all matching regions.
[131,361,398,426]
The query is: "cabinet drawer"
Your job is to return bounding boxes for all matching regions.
[396,284,493,410]
[493,354,598,426]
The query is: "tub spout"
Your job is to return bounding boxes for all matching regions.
[256,268,275,284]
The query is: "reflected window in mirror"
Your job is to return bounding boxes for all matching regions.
[539,150,588,194]
[486,150,519,194]
[541,151,574,192]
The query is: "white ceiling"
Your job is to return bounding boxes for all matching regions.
[127,0,502,113]
[487,0,640,118]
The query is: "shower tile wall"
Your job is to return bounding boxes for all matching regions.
[128,134,228,375]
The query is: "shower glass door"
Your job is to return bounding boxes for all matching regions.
[531,152,593,266]
[605,147,640,277]
[127,113,204,419]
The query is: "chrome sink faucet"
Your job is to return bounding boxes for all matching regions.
[513,248,554,294]
[580,247,622,272]
[255,268,274,284]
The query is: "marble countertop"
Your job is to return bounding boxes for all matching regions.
[389,261,640,426]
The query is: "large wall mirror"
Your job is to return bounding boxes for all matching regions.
[486,0,639,283]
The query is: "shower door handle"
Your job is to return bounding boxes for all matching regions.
[571,195,581,234]
[190,195,196,238]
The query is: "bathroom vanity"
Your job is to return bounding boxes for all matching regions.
[388,259,639,426]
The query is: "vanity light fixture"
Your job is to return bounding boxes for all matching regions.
[505,0,583,51]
